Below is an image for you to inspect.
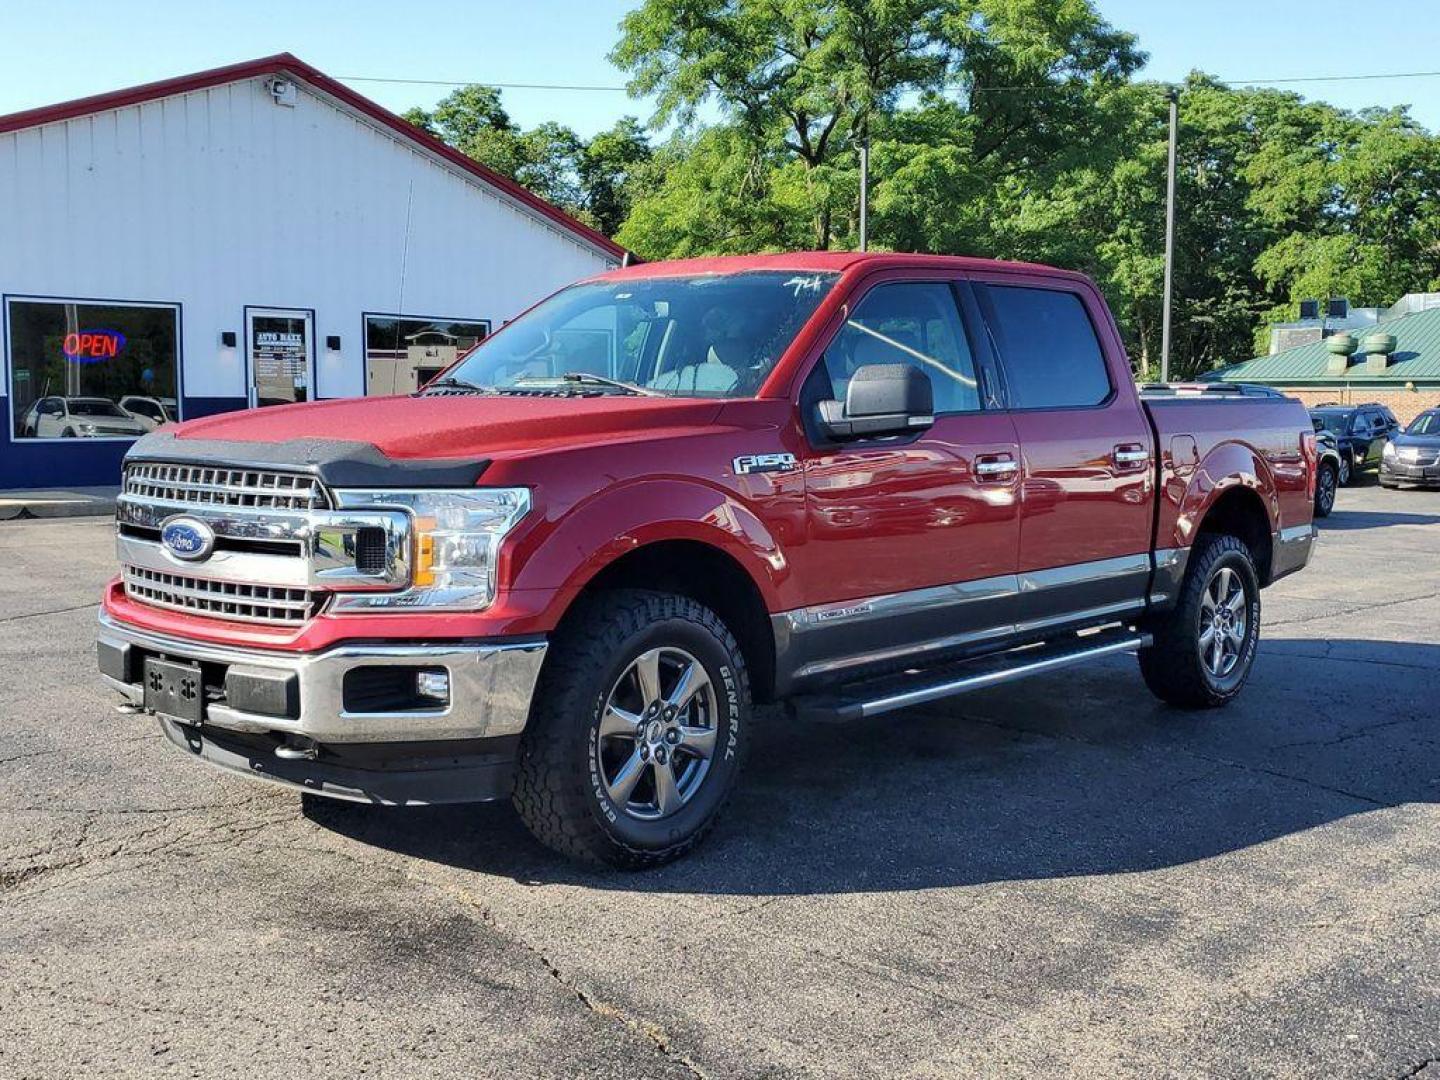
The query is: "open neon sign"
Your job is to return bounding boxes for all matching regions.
[62,329,126,362]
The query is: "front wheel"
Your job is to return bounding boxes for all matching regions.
[1139,533,1261,709]
[1314,461,1338,518]
[513,589,750,869]
[1337,453,1354,487]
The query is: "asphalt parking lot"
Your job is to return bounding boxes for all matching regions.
[2,482,1438,1079]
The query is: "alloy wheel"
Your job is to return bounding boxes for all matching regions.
[1198,566,1248,678]
[1317,466,1337,514]
[595,647,719,821]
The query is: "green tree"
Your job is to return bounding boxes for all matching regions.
[612,0,1143,250]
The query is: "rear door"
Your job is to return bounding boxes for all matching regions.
[789,275,1023,678]
[972,275,1154,633]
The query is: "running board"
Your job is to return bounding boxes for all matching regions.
[791,628,1151,724]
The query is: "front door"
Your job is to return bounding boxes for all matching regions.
[789,278,1023,681]
[245,308,315,408]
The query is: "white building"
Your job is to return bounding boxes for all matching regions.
[0,53,624,489]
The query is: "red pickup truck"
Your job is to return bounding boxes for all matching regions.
[98,253,1317,867]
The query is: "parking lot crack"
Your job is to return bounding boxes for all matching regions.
[1396,1057,1440,1078]
[0,601,99,625]
[417,874,710,1079]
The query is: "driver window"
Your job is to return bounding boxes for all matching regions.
[820,283,981,414]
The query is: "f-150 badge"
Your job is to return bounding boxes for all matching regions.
[733,453,798,476]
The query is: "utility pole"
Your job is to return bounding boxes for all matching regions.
[1160,86,1179,383]
[858,134,870,252]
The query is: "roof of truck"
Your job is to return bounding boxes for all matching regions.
[597,251,1080,280]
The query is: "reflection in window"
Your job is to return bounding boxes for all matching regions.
[822,283,981,414]
[8,299,179,439]
[364,315,490,396]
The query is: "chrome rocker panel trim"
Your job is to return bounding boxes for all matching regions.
[98,611,546,744]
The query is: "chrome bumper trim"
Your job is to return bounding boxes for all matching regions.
[98,611,545,743]
[1271,523,1317,583]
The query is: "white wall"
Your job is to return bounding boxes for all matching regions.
[0,75,615,403]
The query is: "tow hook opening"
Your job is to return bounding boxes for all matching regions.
[274,735,319,761]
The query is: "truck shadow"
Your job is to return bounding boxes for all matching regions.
[305,637,1440,896]
[1319,507,1440,531]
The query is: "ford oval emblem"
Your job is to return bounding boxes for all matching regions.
[161,517,216,562]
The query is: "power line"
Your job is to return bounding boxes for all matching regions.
[338,74,630,92]
[334,67,1440,99]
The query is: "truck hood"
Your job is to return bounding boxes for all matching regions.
[164,393,727,461]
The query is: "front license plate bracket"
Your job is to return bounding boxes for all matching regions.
[143,657,205,725]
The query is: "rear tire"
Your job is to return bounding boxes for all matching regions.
[1139,533,1261,709]
[513,589,750,869]
[1314,461,1338,518]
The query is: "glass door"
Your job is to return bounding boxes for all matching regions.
[245,307,315,408]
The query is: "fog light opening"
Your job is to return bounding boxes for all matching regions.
[415,669,450,705]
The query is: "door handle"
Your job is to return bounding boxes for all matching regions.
[974,454,1019,480]
[1113,445,1149,468]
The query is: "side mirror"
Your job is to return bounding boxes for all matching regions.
[816,363,935,440]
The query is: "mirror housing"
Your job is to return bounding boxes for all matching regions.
[816,364,935,440]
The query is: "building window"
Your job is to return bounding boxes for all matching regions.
[7,297,179,440]
[363,314,490,396]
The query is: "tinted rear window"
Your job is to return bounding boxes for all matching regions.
[984,286,1111,409]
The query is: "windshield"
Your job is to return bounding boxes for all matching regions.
[1406,411,1440,436]
[440,271,838,398]
[1312,412,1350,434]
[68,399,128,418]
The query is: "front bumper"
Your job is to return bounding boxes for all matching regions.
[1380,460,1440,487]
[97,611,547,803]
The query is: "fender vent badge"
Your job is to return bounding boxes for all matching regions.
[734,453,798,476]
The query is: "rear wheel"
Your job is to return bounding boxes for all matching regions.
[1139,533,1261,709]
[1314,461,1338,517]
[513,589,749,869]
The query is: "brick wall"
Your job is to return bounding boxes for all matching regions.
[1284,388,1440,424]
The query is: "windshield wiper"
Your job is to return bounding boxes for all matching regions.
[558,371,661,397]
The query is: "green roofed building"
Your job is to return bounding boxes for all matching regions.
[1202,301,1440,423]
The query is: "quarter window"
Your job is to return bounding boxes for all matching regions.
[818,283,981,414]
[983,286,1111,409]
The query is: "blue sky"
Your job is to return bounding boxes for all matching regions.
[4,0,1440,136]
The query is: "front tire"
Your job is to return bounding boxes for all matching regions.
[1139,533,1261,709]
[513,589,750,869]
[1337,453,1354,486]
[1314,461,1338,517]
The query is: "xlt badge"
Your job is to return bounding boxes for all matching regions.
[733,453,798,476]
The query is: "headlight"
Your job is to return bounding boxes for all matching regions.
[331,488,531,612]
[1383,442,1396,458]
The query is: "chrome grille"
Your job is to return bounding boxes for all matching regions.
[124,462,328,511]
[122,565,322,625]
[1399,448,1439,466]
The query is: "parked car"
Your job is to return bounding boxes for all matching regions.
[97,252,1318,868]
[1311,427,1343,517]
[1309,403,1400,485]
[118,395,178,431]
[19,396,149,438]
[1380,408,1440,489]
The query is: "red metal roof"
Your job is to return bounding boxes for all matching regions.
[593,250,1073,280]
[0,53,627,262]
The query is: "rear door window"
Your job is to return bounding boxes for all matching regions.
[980,285,1111,409]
